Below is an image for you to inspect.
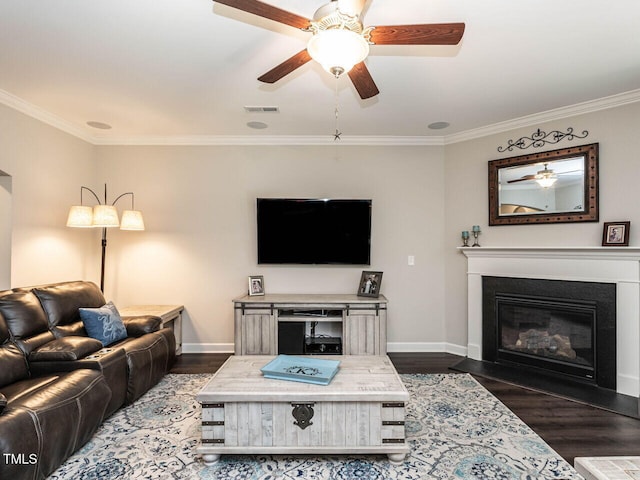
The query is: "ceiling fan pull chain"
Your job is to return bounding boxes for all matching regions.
[334,76,342,141]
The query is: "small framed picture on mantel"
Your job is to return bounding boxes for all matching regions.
[357,271,383,298]
[602,221,630,247]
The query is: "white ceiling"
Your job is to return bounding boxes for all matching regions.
[1,0,640,144]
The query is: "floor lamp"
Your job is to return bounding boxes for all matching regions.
[67,184,145,292]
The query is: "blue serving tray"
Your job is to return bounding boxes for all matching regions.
[261,355,340,385]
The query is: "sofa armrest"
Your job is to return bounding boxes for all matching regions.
[0,392,6,414]
[122,315,162,337]
[29,348,128,417]
[28,336,102,361]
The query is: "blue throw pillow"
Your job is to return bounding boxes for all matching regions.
[79,301,128,346]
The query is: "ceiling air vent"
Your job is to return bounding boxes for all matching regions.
[244,106,280,113]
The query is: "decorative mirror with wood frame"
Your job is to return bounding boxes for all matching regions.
[489,143,599,225]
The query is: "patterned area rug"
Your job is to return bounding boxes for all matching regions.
[49,373,581,479]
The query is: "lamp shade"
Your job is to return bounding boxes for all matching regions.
[66,205,94,228]
[92,205,120,227]
[120,210,145,231]
[307,29,370,75]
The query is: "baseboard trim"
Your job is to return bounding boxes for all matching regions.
[617,374,639,398]
[444,343,468,357]
[182,342,468,355]
[382,342,468,355]
[182,343,234,354]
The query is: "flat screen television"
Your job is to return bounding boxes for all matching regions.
[257,198,371,265]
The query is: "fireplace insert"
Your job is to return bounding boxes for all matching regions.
[496,294,595,380]
[483,276,616,390]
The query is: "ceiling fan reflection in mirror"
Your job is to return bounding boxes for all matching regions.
[213,0,465,99]
[507,163,582,188]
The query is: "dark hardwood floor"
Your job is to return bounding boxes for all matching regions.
[171,352,640,464]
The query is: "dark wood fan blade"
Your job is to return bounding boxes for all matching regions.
[347,62,379,99]
[507,175,536,184]
[214,0,310,29]
[369,23,465,45]
[258,50,312,83]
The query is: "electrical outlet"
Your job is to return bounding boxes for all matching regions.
[408,255,415,266]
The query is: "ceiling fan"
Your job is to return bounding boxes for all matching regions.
[507,163,581,188]
[213,0,465,99]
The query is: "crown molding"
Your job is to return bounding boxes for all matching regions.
[0,89,95,143]
[90,134,445,146]
[0,90,443,145]
[445,88,640,145]
[2,87,640,147]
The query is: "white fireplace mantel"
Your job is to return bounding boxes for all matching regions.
[460,246,640,397]
[461,246,640,260]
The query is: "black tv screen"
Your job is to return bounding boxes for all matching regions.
[257,198,371,265]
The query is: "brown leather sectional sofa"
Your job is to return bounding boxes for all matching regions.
[0,281,176,479]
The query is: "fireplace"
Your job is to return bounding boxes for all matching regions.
[460,247,640,414]
[482,276,616,389]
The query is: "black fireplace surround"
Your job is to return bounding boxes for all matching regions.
[482,276,616,390]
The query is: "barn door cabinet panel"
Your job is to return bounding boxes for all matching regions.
[235,306,276,355]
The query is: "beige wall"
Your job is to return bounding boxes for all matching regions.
[94,145,447,351]
[0,173,11,289]
[444,101,640,348]
[2,99,638,353]
[0,105,97,287]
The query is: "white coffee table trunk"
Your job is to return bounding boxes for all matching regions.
[196,355,409,464]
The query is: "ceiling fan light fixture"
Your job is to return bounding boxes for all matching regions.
[307,28,369,76]
[534,164,557,188]
[535,176,557,188]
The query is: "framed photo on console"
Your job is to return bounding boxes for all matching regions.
[602,221,630,246]
[357,271,383,298]
[248,275,265,296]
